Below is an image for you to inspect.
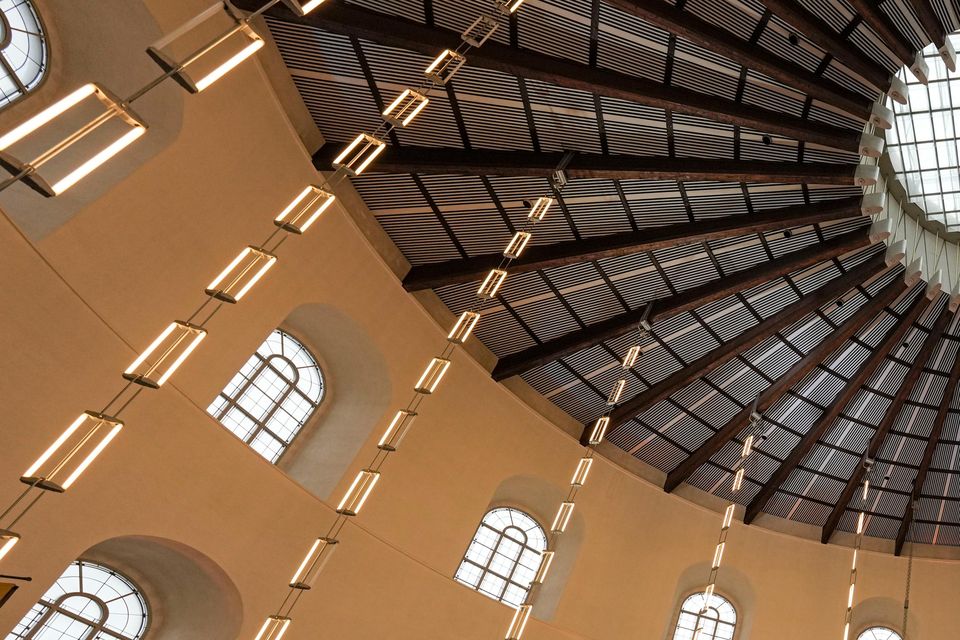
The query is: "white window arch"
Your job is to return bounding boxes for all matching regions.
[858,628,903,640]
[673,591,737,640]
[0,0,47,108]
[454,507,547,607]
[7,560,147,640]
[207,328,324,463]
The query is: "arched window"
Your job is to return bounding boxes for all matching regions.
[7,560,147,639]
[454,507,547,607]
[0,1,47,108]
[673,591,737,640]
[207,329,324,463]
[858,628,903,640]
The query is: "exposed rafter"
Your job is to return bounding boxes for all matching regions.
[492,228,875,381]
[821,304,952,544]
[845,0,918,70]
[248,0,867,151]
[663,272,906,493]
[314,145,869,185]
[908,0,954,70]
[403,197,867,291]
[894,322,960,554]
[603,0,873,118]
[586,253,886,446]
[759,0,893,91]
[744,289,929,525]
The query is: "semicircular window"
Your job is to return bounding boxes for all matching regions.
[857,628,903,640]
[887,34,960,230]
[0,0,47,108]
[7,559,148,640]
[672,591,737,640]
[207,328,325,463]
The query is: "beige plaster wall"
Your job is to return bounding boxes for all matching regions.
[0,2,957,639]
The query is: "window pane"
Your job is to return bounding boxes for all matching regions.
[0,0,48,108]
[672,592,737,640]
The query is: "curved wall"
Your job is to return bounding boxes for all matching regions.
[0,2,957,639]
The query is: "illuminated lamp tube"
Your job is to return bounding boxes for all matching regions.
[461,15,499,48]
[20,411,123,492]
[447,311,480,344]
[424,49,467,84]
[414,358,451,394]
[504,231,532,259]
[551,502,574,534]
[382,89,430,127]
[281,0,327,16]
[703,583,714,601]
[146,3,264,94]
[722,504,735,529]
[587,416,609,445]
[123,321,207,388]
[336,469,380,516]
[0,530,21,563]
[505,604,532,640]
[607,379,626,405]
[527,197,554,222]
[331,133,387,176]
[377,410,418,451]
[254,616,291,640]
[205,246,277,303]
[533,550,554,584]
[496,0,526,14]
[712,542,725,569]
[289,536,339,589]
[477,269,508,298]
[0,83,147,197]
[273,185,336,234]
[741,435,754,458]
[731,468,745,492]
[621,345,640,369]
[570,457,593,487]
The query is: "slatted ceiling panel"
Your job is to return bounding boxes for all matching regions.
[747,279,798,317]
[292,75,380,142]
[601,122,670,156]
[942,412,960,442]
[883,1,929,50]
[802,147,862,164]
[557,281,628,326]
[529,110,604,155]
[756,17,828,76]
[515,0,592,65]
[377,213,462,262]
[561,194,635,237]
[456,99,539,152]
[741,185,805,209]
[640,433,692,469]
[685,190,749,219]
[596,8,670,81]
[345,0,423,20]
[739,73,807,116]
[266,19,361,74]
[681,0,755,42]
[797,0,854,31]
[931,0,958,30]
[671,41,742,100]
[432,0,504,40]
[439,210,512,254]
[674,128,737,160]
[821,62,878,101]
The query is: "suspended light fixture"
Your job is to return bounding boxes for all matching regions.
[382,89,430,128]
[20,411,123,492]
[532,550,555,584]
[205,246,277,303]
[587,416,609,445]
[607,379,626,405]
[496,0,526,14]
[146,2,265,94]
[331,133,387,176]
[504,604,532,640]
[414,358,451,394]
[477,269,508,298]
[0,530,20,562]
[527,197,554,222]
[336,469,381,516]
[377,410,418,452]
[447,311,481,344]
[289,536,339,589]
[425,49,467,84]
[504,231,532,259]
[254,616,291,640]
[280,0,327,16]
[273,185,336,234]
[123,321,207,388]
[551,502,575,534]
[461,15,500,48]
[570,457,593,487]
[621,345,641,369]
[0,83,147,197]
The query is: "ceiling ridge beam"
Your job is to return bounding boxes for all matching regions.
[252,0,867,151]
[821,302,952,544]
[313,145,870,185]
[743,286,929,524]
[662,270,905,493]
[603,0,872,118]
[593,252,886,447]
[759,0,893,91]
[403,196,867,291]
[845,0,918,71]
[492,228,876,381]
[894,315,960,554]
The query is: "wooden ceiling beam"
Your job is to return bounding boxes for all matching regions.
[492,228,875,381]
[845,0,918,70]
[248,0,865,151]
[759,0,892,91]
[314,145,868,185]
[821,304,952,544]
[592,252,886,446]
[663,272,905,493]
[908,0,955,71]
[403,197,866,291]
[744,289,928,525]
[604,0,872,118]
[894,319,960,554]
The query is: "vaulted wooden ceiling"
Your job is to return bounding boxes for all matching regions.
[244,0,960,553]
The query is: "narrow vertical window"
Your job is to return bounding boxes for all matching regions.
[207,329,324,463]
[454,507,547,607]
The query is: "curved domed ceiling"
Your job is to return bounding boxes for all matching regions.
[247,0,960,553]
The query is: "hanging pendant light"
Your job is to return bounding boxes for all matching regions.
[205,246,277,303]
[20,411,123,492]
[280,0,327,16]
[273,185,336,234]
[123,321,207,388]
[289,536,339,589]
[0,530,20,562]
[254,615,291,640]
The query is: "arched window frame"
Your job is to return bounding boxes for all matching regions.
[454,506,548,608]
[0,0,49,109]
[207,328,325,463]
[672,590,738,640]
[8,559,148,640]
[857,627,904,640]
